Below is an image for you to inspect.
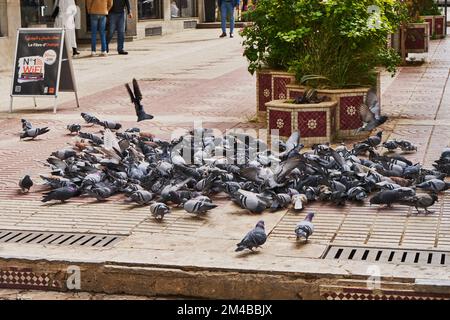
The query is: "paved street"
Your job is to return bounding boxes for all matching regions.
[0,29,449,299]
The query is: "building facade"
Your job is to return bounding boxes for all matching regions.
[0,0,211,71]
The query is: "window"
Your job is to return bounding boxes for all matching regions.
[171,0,196,18]
[138,0,163,20]
[0,0,8,37]
[20,0,55,28]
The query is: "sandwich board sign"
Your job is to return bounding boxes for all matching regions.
[10,28,79,113]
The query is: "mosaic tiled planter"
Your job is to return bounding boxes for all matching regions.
[420,15,446,39]
[256,69,295,120]
[265,99,337,146]
[405,22,429,53]
[286,85,373,140]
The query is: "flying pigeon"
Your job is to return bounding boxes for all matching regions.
[19,175,33,193]
[356,88,388,133]
[125,78,154,122]
[235,220,267,252]
[295,212,315,241]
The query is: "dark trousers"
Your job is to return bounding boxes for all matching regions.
[107,12,126,52]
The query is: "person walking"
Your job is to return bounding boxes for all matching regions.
[53,0,80,57]
[107,0,132,55]
[86,0,113,57]
[219,0,240,38]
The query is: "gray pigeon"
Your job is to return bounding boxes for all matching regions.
[51,149,77,160]
[99,120,122,130]
[183,198,218,214]
[295,212,315,241]
[128,190,153,205]
[232,189,270,214]
[235,220,267,252]
[356,88,388,133]
[369,189,410,207]
[150,202,170,220]
[20,127,50,140]
[416,179,449,193]
[81,112,100,125]
[19,175,33,193]
[21,119,33,130]
[398,193,438,214]
[67,124,81,134]
[42,185,80,203]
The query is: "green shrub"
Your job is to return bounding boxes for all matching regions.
[241,0,408,88]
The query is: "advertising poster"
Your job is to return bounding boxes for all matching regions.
[11,29,64,96]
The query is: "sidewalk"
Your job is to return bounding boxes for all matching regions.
[0,30,449,300]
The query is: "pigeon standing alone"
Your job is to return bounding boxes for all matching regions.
[295,212,315,241]
[235,220,267,252]
[19,175,33,193]
[67,124,81,134]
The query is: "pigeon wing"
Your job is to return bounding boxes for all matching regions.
[359,103,375,124]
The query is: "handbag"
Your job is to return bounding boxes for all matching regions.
[51,0,59,19]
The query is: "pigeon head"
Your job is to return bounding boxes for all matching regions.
[255,220,265,229]
[431,193,439,202]
[305,212,315,221]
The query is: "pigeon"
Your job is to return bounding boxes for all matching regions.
[356,88,388,133]
[235,220,267,252]
[126,127,141,133]
[416,179,450,193]
[150,202,170,220]
[98,120,122,130]
[295,212,315,241]
[21,119,33,130]
[20,127,50,140]
[369,189,410,207]
[51,149,77,160]
[232,189,270,214]
[292,193,308,210]
[183,198,218,214]
[398,193,439,214]
[364,131,383,148]
[125,78,154,122]
[67,124,81,134]
[382,140,398,152]
[395,140,417,152]
[19,175,33,193]
[42,185,80,203]
[128,190,153,205]
[81,112,100,125]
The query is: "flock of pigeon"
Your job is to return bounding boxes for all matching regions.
[15,80,450,253]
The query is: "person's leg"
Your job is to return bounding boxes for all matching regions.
[107,13,118,53]
[117,12,126,52]
[99,15,107,53]
[220,2,227,36]
[228,2,235,36]
[90,14,99,53]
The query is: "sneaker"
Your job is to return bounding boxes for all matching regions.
[230,34,234,38]
[219,32,227,38]
[118,50,128,55]
[91,51,98,57]
[100,51,108,57]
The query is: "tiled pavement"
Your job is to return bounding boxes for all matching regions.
[0,30,449,296]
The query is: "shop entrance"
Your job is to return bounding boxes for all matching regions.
[20,0,55,27]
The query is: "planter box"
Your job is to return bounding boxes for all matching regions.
[286,85,373,140]
[265,99,337,146]
[405,22,429,53]
[420,15,446,39]
[256,69,295,119]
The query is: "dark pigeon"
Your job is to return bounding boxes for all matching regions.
[235,220,267,252]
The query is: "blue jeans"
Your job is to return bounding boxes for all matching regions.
[107,12,126,52]
[221,1,235,35]
[90,14,107,52]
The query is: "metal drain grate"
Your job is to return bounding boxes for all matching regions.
[184,20,197,29]
[145,26,162,37]
[323,245,449,267]
[0,229,124,248]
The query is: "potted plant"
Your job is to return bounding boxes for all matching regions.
[417,0,446,39]
[241,0,406,140]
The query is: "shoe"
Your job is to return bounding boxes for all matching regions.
[91,51,98,57]
[100,51,108,57]
[72,48,80,56]
[230,34,234,38]
[118,50,128,55]
[219,32,227,38]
